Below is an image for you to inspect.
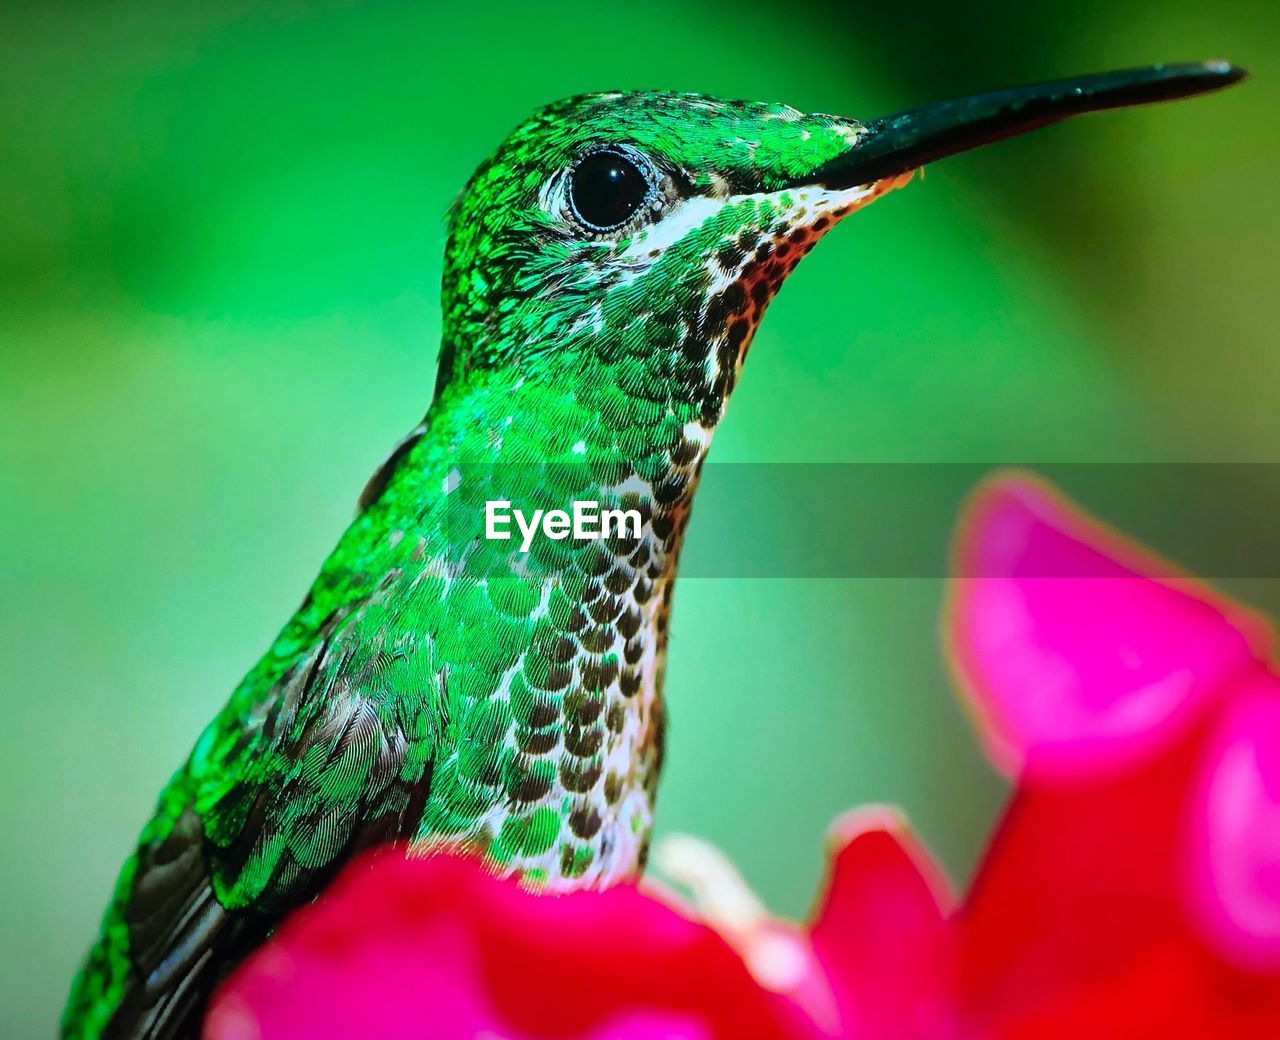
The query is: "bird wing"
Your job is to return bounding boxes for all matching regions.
[198,596,443,910]
[98,583,444,1039]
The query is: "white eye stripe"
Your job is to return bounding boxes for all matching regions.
[617,183,879,265]
[617,196,724,259]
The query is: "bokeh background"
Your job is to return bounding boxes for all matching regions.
[2,0,1277,1033]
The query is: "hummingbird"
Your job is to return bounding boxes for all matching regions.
[63,61,1242,1039]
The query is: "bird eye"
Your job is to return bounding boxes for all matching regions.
[567,148,654,232]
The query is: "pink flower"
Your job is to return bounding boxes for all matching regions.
[941,474,1280,1036]
[206,473,1280,1040]
[203,847,800,1040]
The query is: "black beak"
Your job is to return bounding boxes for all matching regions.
[806,61,1246,188]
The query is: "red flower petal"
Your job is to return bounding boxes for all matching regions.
[206,849,797,1040]
[808,808,955,1038]
[977,939,1280,1040]
[1186,680,1280,971]
[955,714,1213,1024]
[947,473,1271,782]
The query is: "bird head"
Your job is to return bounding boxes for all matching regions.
[436,62,1242,444]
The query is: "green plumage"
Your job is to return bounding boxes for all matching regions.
[62,92,888,1038]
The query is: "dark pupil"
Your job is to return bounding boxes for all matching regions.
[570,152,649,229]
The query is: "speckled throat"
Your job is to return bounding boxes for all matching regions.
[411,435,710,888]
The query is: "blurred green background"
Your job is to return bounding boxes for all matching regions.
[1,0,1277,1034]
